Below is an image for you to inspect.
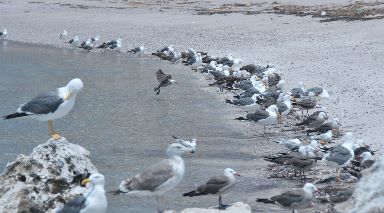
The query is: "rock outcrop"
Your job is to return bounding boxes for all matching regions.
[181,202,251,213]
[0,137,98,213]
[336,156,384,213]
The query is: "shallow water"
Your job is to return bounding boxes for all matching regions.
[0,41,303,212]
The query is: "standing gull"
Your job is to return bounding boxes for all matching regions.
[296,111,327,129]
[57,173,107,213]
[257,183,318,213]
[114,143,195,213]
[154,69,176,95]
[235,105,279,133]
[183,168,240,210]
[323,132,355,181]
[67,36,80,47]
[292,92,317,114]
[60,30,67,40]
[4,78,83,140]
[127,46,145,54]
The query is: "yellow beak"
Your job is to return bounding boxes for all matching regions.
[81,178,91,186]
[64,92,73,101]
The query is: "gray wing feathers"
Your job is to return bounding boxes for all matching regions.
[246,110,270,121]
[272,189,304,207]
[325,146,352,165]
[125,159,174,191]
[21,91,63,114]
[56,195,86,213]
[197,176,229,194]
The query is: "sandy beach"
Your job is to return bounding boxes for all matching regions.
[1,0,384,212]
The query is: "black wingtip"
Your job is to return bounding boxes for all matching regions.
[107,190,126,195]
[235,117,247,121]
[256,198,275,204]
[3,112,28,120]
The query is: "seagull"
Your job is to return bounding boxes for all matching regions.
[225,94,260,106]
[127,46,145,54]
[60,30,67,40]
[79,39,93,50]
[183,168,240,210]
[90,35,100,43]
[97,38,122,49]
[172,135,197,151]
[154,69,176,95]
[305,87,330,99]
[235,105,279,133]
[356,152,375,169]
[290,82,306,98]
[274,138,304,151]
[67,36,80,47]
[292,92,317,114]
[3,78,83,140]
[311,130,333,144]
[323,132,355,182]
[56,173,107,213]
[276,94,292,123]
[0,28,8,38]
[296,111,327,129]
[257,183,318,213]
[113,143,195,213]
[307,118,341,135]
[285,156,319,178]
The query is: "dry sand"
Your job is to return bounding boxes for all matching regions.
[1,0,384,212]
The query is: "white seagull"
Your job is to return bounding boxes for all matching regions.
[56,173,107,213]
[183,168,240,210]
[60,30,67,39]
[4,78,83,140]
[114,143,195,212]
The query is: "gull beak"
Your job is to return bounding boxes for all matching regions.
[81,178,91,186]
[234,173,241,176]
[64,92,73,101]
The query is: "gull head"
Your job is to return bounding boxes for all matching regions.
[224,168,240,177]
[267,105,279,113]
[82,173,105,187]
[298,81,305,89]
[116,38,122,43]
[67,78,84,93]
[166,143,195,157]
[319,112,327,119]
[3,29,7,35]
[359,152,373,161]
[303,183,318,193]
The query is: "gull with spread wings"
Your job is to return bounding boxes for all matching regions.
[154,69,177,95]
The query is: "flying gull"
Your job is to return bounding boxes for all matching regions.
[4,78,83,140]
[154,69,176,95]
[60,30,67,40]
[235,105,279,133]
[113,143,195,213]
[323,132,355,182]
[0,28,7,38]
[257,183,318,213]
[183,168,240,210]
[56,173,107,213]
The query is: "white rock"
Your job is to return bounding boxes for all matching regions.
[0,137,98,213]
[337,155,383,213]
[181,202,251,213]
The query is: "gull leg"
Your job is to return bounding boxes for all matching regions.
[48,120,61,140]
[156,195,163,213]
[219,195,231,210]
[335,169,342,182]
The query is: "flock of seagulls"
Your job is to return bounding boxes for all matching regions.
[0,29,377,213]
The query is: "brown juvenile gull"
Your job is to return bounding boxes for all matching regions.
[292,92,316,114]
[323,132,355,182]
[113,143,195,213]
[257,183,318,213]
[154,69,176,95]
[183,168,240,210]
[56,173,107,213]
[296,111,327,129]
[307,118,341,135]
[3,78,83,140]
